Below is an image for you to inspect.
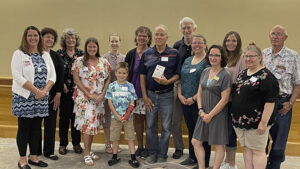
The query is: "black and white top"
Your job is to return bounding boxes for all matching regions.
[231,68,279,129]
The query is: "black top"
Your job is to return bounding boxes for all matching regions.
[173,37,192,66]
[231,68,279,129]
[57,48,83,94]
[138,45,181,91]
[125,48,137,82]
[49,50,64,99]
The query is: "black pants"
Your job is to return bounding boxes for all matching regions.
[17,117,42,156]
[182,102,211,167]
[38,102,58,155]
[59,93,81,147]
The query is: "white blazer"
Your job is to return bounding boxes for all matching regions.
[11,49,56,99]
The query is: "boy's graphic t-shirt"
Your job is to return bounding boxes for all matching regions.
[105,81,137,120]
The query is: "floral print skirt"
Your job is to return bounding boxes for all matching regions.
[73,99,105,135]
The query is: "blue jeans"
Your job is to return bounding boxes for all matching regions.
[226,102,237,150]
[146,90,174,159]
[182,102,211,167]
[267,96,292,169]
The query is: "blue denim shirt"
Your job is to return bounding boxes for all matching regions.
[138,45,181,91]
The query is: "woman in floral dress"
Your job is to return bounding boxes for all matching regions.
[72,37,111,166]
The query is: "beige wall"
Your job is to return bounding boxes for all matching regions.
[1,0,300,77]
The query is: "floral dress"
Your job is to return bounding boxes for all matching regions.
[72,57,111,135]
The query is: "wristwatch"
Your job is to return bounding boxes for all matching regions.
[192,97,196,102]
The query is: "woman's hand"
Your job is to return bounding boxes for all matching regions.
[35,90,46,100]
[202,113,213,123]
[178,94,187,105]
[51,93,61,110]
[186,97,194,106]
[95,93,105,105]
[63,84,69,94]
[257,121,268,135]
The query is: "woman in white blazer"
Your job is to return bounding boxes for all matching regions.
[11,26,56,169]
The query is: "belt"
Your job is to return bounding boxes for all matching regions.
[149,88,173,94]
[279,94,291,99]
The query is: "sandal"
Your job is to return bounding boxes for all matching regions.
[84,155,94,166]
[90,152,99,160]
[108,158,120,166]
[129,159,140,168]
[105,144,113,154]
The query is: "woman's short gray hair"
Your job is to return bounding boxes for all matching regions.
[179,17,197,29]
[60,28,80,49]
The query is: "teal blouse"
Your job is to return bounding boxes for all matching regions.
[180,56,208,98]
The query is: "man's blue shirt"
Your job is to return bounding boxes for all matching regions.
[138,45,181,91]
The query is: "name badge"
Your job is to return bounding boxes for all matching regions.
[83,67,88,73]
[250,76,258,82]
[274,72,282,79]
[24,60,31,66]
[161,57,168,62]
[213,76,219,81]
[122,87,128,91]
[190,68,196,73]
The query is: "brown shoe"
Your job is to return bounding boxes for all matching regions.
[59,146,67,155]
[73,145,83,154]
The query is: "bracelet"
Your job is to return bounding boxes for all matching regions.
[289,101,293,106]
[192,97,196,102]
[199,108,204,112]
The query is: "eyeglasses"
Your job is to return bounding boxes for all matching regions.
[270,32,284,37]
[137,35,148,38]
[244,54,258,58]
[66,36,76,40]
[209,54,221,57]
[192,42,205,45]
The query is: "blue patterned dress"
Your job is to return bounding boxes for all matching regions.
[12,53,49,118]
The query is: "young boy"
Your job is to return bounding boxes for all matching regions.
[105,62,140,168]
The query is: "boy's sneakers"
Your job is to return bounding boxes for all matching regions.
[140,148,149,159]
[128,159,140,168]
[135,148,144,157]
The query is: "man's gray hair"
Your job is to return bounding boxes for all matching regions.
[179,17,197,29]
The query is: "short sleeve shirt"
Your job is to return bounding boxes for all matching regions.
[231,68,279,129]
[103,51,125,82]
[57,48,84,93]
[180,56,207,98]
[173,37,192,66]
[105,81,137,119]
[138,45,181,91]
[263,46,300,95]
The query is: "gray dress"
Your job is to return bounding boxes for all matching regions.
[193,67,231,145]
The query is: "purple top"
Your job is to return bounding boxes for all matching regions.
[131,52,142,98]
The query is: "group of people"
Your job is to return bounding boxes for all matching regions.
[11,16,300,169]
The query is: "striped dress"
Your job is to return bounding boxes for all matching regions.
[12,53,49,118]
